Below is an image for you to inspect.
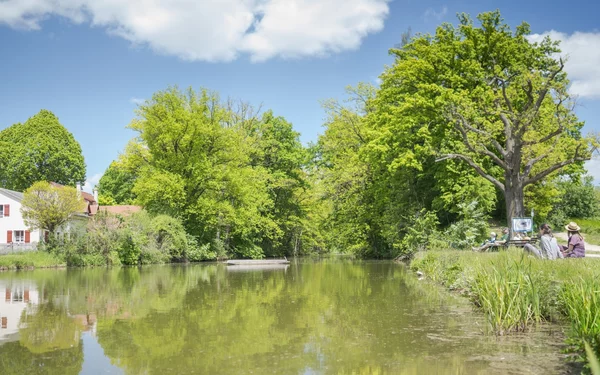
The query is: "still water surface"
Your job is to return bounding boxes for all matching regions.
[0,259,568,374]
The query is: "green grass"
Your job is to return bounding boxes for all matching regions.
[0,251,66,270]
[411,249,600,364]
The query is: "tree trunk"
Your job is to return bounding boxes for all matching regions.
[504,175,524,238]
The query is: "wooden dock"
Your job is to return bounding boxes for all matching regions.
[226,259,290,265]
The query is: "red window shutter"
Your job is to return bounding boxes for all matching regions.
[3,205,8,217]
[25,231,31,243]
[6,231,12,243]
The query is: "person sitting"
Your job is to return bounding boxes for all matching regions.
[524,223,563,260]
[473,229,508,252]
[560,222,586,258]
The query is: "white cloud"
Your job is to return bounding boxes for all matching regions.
[83,173,102,194]
[0,0,390,62]
[423,6,447,22]
[528,31,600,99]
[130,97,145,105]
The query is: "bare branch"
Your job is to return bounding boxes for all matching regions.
[501,80,514,114]
[525,144,588,185]
[453,117,507,169]
[523,127,563,146]
[436,154,505,192]
[453,110,507,158]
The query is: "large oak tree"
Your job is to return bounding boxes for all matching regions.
[376,11,596,231]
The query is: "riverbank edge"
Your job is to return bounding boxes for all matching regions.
[407,249,599,368]
[0,252,67,271]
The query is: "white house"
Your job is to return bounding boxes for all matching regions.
[0,183,99,250]
[0,280,39,344]
[0,188,42,249]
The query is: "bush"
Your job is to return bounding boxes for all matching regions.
[444,200,489,249]
[398,209,441,257]
[186,242,216,262]
[119,231,141,265]
[151,215,188,260]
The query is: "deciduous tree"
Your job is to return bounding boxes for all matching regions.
[21,181,85,238]
[378,11,596,232]
[0,110,86,191]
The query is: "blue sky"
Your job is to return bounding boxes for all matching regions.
[1,0,600,190]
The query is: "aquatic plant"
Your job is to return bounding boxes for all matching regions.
[411,249,600,362]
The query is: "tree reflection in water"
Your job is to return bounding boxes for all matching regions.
[0,261,568,374]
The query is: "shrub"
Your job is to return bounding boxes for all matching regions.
[444,200,489,249]
[151,215,188,260]
[186,242,217,262]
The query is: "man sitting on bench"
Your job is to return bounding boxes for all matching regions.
[473,228,509,252]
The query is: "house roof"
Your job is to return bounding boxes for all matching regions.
[98,205,142,216]
[0,188,24,202]
[49,182,96,203]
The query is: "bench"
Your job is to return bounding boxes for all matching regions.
[504,238,539,248]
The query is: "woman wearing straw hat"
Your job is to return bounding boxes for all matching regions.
[561,222,586,258]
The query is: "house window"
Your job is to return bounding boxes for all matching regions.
[0,205,3,218]
[13,231,24,243]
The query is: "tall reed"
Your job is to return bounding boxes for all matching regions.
[469,251,547,334]
[560,277,600,362]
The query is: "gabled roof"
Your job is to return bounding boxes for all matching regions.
[0,188,24,202]
[49,182,96,203]
[99,205,142,216]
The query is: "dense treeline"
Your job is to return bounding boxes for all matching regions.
[99,88,326,259]
[3,11,599,261]
[313,11,597,258]
[97,11,598,259]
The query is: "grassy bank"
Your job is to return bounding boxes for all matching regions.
[0,251,66,270]
[410,249,600,366]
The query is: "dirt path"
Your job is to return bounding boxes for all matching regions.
[554,232,600,258]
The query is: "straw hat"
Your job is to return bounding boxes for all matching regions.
[565,222,581,232]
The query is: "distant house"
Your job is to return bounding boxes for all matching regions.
[0,182,100,249]
[0,188,42,249]
[50,182,99,216]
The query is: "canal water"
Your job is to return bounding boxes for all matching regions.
[0,259,570,374]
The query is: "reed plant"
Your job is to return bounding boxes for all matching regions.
[469,251,549,334]
[411,249,600,362]
[560,276,600,363]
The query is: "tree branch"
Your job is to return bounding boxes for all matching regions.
[453,111,507,163]
[436,154,505,192]
[525,144,587,185]
[523,127,563,146]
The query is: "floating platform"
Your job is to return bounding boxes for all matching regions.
[226,264,289,272]
[226,259,290,265]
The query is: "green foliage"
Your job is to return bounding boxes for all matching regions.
[186,241,216,262]
[586,341,600,375]
[0,251,65,269]
[370,10,591,230]
[97,161,137,204]
[116,86,316,258]
[21,181,87,238]
[411,250,600,363]
[554,176,599,219]
[0,110,86,191]
[561,277,600,363]
[53,210,196,266]
[151,214,188,260]
[397,210,440,257]
[443,201,490,249]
